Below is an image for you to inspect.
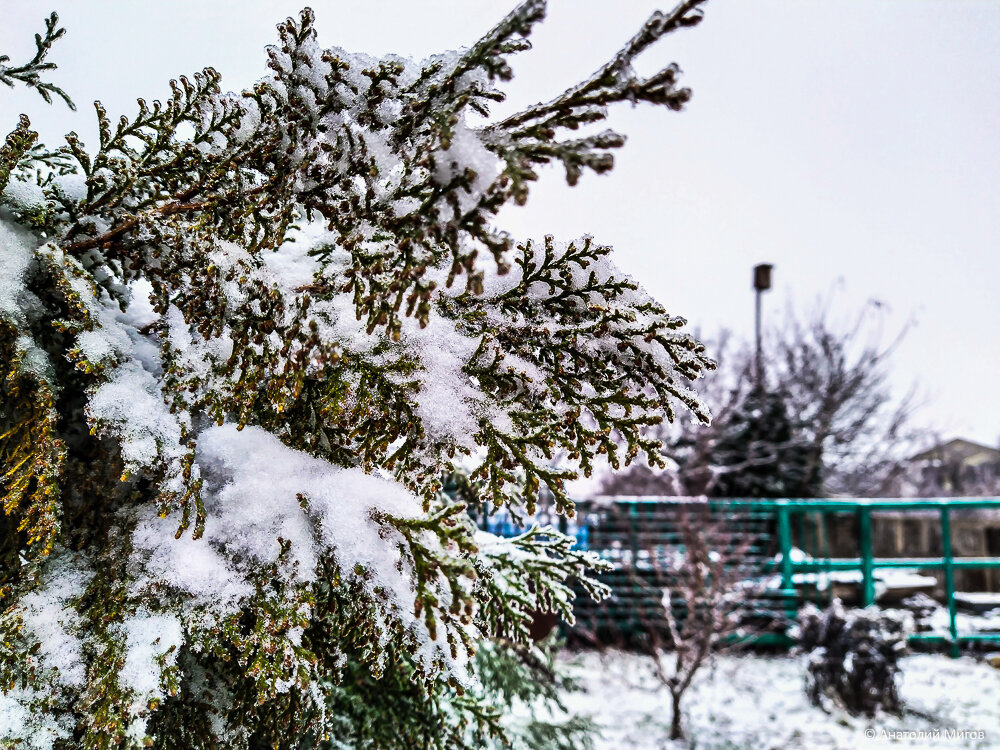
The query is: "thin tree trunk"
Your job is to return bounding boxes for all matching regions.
[669,689,684,741]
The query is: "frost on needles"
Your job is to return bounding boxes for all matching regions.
[0,3,712,748]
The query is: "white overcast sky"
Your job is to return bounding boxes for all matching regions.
[3,0,999,445]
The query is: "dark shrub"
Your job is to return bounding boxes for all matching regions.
[796,600,912,716]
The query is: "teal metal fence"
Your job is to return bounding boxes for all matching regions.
[479,497,1000,655]
[751,498,1000,656]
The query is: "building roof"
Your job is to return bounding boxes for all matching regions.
[910,438,1000,466]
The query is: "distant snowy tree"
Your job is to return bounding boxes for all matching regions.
[0,3,712,748]
[601,301,919,499]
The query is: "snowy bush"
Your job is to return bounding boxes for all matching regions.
[900,593,940,633]
[0,2,713,748]
[796,600,913,717]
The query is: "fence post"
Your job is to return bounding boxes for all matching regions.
[859,507,875,606]
[940,506,959,658]
[777,504,797,626]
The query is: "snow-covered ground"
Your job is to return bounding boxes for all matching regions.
[558,650,1000,749]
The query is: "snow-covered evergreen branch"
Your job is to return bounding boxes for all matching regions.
[0,3,712,747]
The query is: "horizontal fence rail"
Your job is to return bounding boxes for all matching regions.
[475,497,1000,655]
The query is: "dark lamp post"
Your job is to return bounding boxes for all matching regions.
[754,263,773,292]
[753,263,773,389]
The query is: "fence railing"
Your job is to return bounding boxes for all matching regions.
[744,498,1000,656]
[477,497,1000,655]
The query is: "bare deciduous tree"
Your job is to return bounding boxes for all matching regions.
[601,298,924,499]
[635,503,759,741]
[774,299,922,497]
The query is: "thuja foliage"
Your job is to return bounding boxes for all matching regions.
[313,637,595,750]
[472,638,596,750]
[0,3,712,748]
